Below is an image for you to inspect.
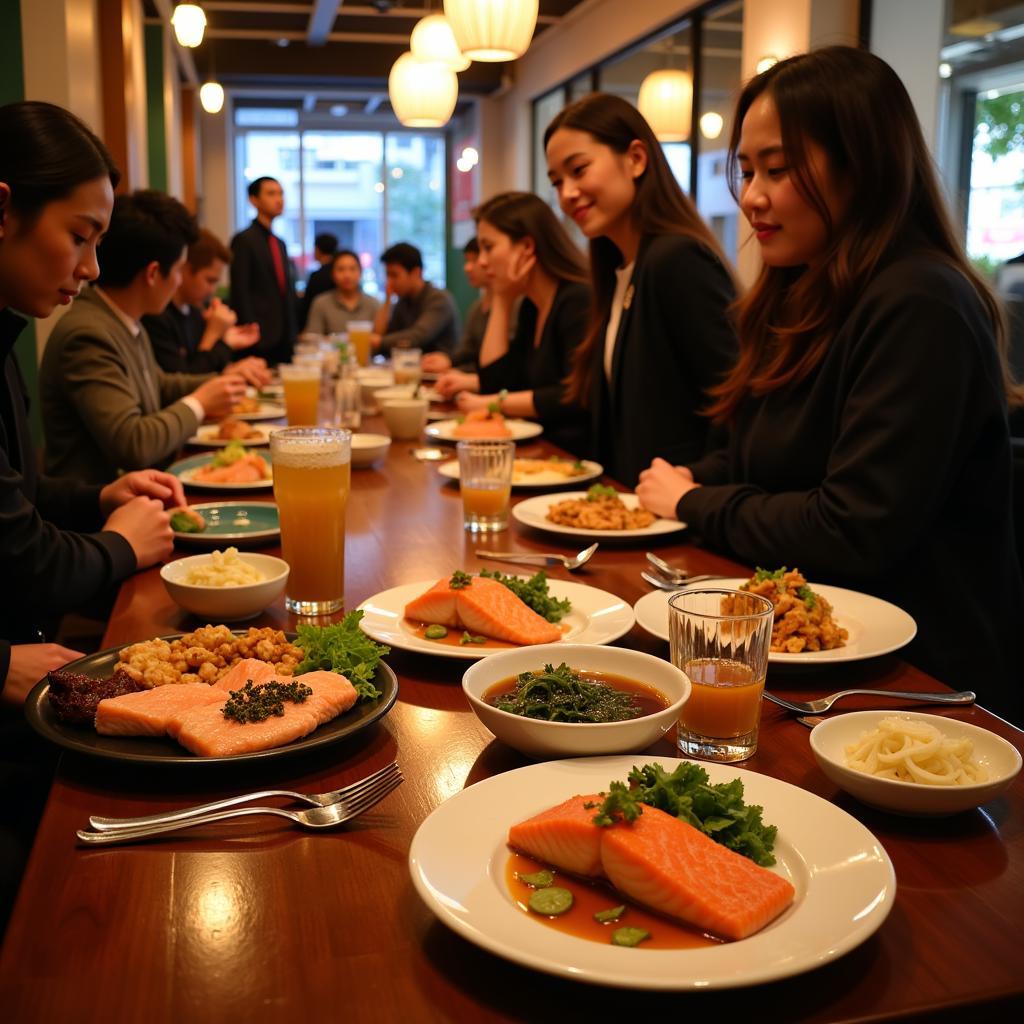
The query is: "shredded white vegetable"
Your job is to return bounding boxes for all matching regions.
[844,716,987,786]
[182,547,264,587]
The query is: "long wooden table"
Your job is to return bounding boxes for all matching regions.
[1,422,1022,1022]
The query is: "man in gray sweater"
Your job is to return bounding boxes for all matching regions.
[41,191,245,485]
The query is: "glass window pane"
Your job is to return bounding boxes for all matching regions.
[568,71,594,104]
[235,130,302,262]
[533,87,566,197]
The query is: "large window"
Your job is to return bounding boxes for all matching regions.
[235,123,447,296]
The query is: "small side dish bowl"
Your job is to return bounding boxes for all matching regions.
[462,644,690,759]
[160,553,289,621]
[809,710,1022,816]
[350,432,391,468]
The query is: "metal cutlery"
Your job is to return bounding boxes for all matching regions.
[641,569,730,591]
[477,542,598,572]
[763,689,976,715]
[86,761,402,834]
[77,768,403,845]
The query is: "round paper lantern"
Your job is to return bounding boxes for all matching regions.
[411,14,471,72]
[444,0,538,63]
[638,69,693,143]
[200,81,225,114]
[171,3,206,49]
[388,52,459,128]
[699,111,724,140]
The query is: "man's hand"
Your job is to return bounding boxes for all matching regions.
[635,458,698,520]
[202,297,238,336]
[422,352,452,373]
[103,496,174,569]
[435,370,479,399]
[224,323,261,351]
[3,644,85,707]
[99,470,186,516]
[226,356,270,388]
[189,373,247,420]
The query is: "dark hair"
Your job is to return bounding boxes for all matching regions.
[247,176,280,199]
[544,92,730,404]
[710,46,1020,418]
[97,190,199,287]
[187,228,231,271]
[331,248,361,270]
[381,242,423,271]
[473,192,588,286]
[315,232,338,254]
[0,100,119,227]
[463,236,480,255]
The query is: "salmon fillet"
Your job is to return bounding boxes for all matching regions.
[212,658,280,692]
[404,575,561,645]
[507,794,605,877]
[174,701,320,757]
[293,670,359,724]
[95,684,225,736]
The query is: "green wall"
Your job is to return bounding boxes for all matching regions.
[446,246,475,322]
[145,24,168,192]
[0,0,42,447]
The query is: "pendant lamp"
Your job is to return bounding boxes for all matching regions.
[411,13,471,72]
[443,0,538,62]
[200,81,225,114]
[171,3,206,49]
[637,69,693,143]
[388,52,459,128]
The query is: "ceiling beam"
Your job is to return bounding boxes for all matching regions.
[307,0,342,46]
[200,2,559,23]
[207,28,403,44]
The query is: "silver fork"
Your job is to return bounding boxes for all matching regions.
[763,689,976,714]
[641,570,731,591]
[88,761,402,833]
[76,770,403,845]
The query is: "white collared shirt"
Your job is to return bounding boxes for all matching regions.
[604,261,635,381]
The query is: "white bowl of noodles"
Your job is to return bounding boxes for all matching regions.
[809,711,1021,816]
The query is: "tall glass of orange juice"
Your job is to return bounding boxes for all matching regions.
[456,439,515,532]
[668,589,774,762]
[347,320,373,367]
[270,427,351,615]
[279,363,322,425]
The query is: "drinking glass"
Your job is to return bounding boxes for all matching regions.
[335,371,362,430]
[457,440,515,532]
[392,347,423,389]
[270,427,351,615]
[347,320,373,367]
[279,363,322,426]
[668,589,774,762]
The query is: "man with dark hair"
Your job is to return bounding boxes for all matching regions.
[423,236,492,373]
[39,191,246,484]
[229,176,297,364]
[299,232,338,326]
[371,241,459,355]
[142,228,268,384]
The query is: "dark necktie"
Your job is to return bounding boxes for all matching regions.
[268,234,287,295]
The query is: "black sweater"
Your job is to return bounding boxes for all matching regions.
[0,310,135,691]
[477,281,590,455]
[677,251,1024,724]
[589,234,737,486]
[142,304,233,375]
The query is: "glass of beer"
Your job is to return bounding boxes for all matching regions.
[392,347,422,388]
[347,320,373,367]
[457,439,514,532]
[270,427,351,615]
[279,363,322,426]
[669,588,774,762]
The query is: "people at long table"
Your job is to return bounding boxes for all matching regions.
[303,247,380,336]
[633,47,1023,724]
[435,192,591,454]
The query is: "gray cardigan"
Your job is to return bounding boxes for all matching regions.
[40,287,209,484]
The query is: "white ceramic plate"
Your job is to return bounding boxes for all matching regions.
[437,459,605,489]
[512,492,687,540]
[169,453,274,492]
[633,580,918,664]
[186,424,276,447]
[425,418,543,443]
[233,401,286,422]
[356,577,635,660]
[409,755,895,990]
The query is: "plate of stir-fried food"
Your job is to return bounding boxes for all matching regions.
[512,485,687,539]
[634,567,917,664]
[437,456,605,489]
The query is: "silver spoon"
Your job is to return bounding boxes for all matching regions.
[641,569,731,591]
[477,542,599,572]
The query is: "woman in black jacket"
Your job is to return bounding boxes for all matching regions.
[544,93,738,486]
[636,48,1024,724]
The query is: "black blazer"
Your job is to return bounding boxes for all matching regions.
[300,264,334,327]
[142,305,233,375]
[229,220,297,364]
[590,234,737,486]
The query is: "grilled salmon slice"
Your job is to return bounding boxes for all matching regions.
[174,702,320,758]
[95,684,225,736]
[212,658,280,692]
[294,670,359,724]
[600,804,795,940]
[507,794,605,877]
[403,578,460,627]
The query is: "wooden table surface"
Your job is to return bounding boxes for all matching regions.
[1,421,1022,1023]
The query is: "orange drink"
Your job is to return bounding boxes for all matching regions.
[270,427,351,615]
[393,347,422,388]
[347,321,373,367]
[279,363,322,425]
[457,439,515,532]
[668,589,773,762]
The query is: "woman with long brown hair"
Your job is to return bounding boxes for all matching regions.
[544,92,737,485]
[435,190,591,453]
[636,46,1024,723]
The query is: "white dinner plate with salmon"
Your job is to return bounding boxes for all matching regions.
[634,582,918,665]
[356,578,635,660]
[425,418,544,443]
[436,458,605,489]
[169,452,275,491]
[23,638,399,766]
[409,755,896,990]
[512,492,688,540]
[233,401,286,422]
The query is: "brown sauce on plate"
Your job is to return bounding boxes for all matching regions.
[407,620,571,649]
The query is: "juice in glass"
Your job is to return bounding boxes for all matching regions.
[280,364,322,425]
[393,348,422,388]
[348,321,373,367]
[270,427,351,615]
[457,439,514,532]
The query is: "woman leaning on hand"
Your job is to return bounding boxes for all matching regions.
[635,48,1024,724]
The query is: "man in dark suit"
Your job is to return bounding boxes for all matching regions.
[229,176,297,365]
[299,232,338,329]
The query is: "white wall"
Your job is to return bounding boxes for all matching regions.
[199,96,233,244]
[163,22,184,199]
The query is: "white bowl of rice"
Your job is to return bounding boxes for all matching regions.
[161,549,289,621]
[809,710,1021,816]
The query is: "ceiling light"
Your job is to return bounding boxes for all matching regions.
[171,3,206,48]
[461,146,479,166]
[699,111,723,139]
[199,81,224,114]
[374,182,385,193]
[391,167,404,178]
[456,156,472,172]
[444,0,538,63]
[638,69,692,143]
[411,13,471,72]
[388,51,458,128]
[756,55,778,74]
[938,62,952,79]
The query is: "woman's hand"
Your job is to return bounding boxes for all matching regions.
[435,370,479,400]
[635,458,700,520]
[493,250,536,298]
[455,391,494,413]
[99,470,185,516]
[422,352,452,373]
[3,644,85,707]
